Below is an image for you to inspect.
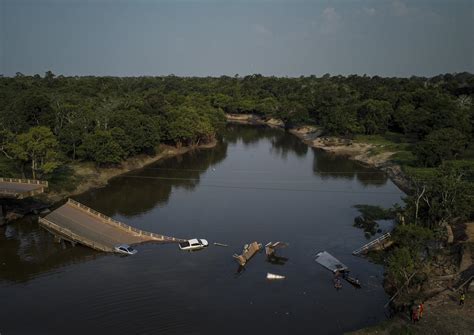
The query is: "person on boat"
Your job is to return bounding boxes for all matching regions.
[333,277,342,290]
[459,292,465,307]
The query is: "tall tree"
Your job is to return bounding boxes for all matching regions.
[7,127,61,179]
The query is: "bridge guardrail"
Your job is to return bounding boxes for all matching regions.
[67,198,184,243]
[0,177,48,187]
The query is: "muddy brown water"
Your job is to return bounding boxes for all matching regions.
[0,124,403,334]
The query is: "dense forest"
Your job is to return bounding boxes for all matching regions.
[1,71,473,178]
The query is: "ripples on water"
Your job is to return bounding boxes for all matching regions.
[0,125,402,334]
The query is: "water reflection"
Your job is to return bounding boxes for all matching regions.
[224,124,263,146]
[311,148,388,186]
[225,124,308,159]
[270,133,308,159]
[76,142,228,217]
[0,216,100,283]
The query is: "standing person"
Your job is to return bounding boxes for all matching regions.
[412,306,419,323]
[459,292,465,307]
[419,302,424,319]
[409,300,415,321]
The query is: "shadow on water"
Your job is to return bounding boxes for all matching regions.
[311,148,388,186]
[266,255,289,266]
[0,216,101,283]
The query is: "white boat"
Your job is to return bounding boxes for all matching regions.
[266,273,286,280]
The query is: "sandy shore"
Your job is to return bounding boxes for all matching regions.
[290,127,411,193]
[226,113,285,128]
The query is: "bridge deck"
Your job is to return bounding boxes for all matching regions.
[0,178,48,199]
[39,199,184,252]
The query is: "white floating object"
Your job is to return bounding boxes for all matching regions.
[267,273,286,280]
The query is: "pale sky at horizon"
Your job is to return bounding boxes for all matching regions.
[1,0,473,77]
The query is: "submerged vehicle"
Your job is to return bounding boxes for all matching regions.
[179,238,209,251]
[114,244,138,255]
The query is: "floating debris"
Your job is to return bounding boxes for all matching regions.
[213,242,229,247]
[315,251,349,273]
[265,241,288,257]
[267,273,286,280]
[233,242,262,266]
[265,241,289,265]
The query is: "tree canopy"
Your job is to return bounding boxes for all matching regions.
[0,71,472,176]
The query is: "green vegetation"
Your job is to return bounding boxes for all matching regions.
[366,161,474,295]
[0,73,227,181]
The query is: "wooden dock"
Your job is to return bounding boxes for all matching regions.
[0,177,48,199]
[39,199,184,252]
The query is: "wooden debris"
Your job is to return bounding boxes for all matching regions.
[265,241,288,258]
[233,242,262,266]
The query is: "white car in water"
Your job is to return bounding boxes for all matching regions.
[114,244,138,255]
[179,238,209,251]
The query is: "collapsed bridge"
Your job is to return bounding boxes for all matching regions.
[39,199,184,252]
[0,177,48,199]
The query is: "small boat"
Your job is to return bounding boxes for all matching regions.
[267,273,286,280]
[344,275,362,288]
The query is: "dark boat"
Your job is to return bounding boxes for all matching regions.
[343,274,362,288]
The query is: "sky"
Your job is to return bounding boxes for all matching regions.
[1,0,473,77]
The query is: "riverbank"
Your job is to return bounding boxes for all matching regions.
[2,141,217,223]
[348,290,474,335]
[45,141,217,203]
[226,114,412,193]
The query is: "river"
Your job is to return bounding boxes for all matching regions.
[0,124,404,334]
